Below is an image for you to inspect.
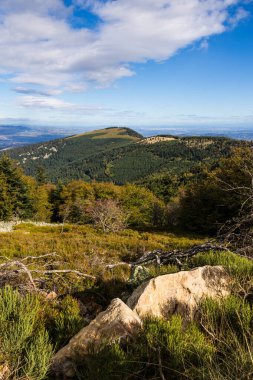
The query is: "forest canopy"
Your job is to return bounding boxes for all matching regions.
[0,147,252,235]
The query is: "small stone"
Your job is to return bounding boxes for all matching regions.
[46,291,57,300]
[0,364,10,380]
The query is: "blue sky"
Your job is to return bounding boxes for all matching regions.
[0,0,252,133]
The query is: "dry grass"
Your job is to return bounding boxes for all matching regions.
[0,223,204,294]
[68,128,140,141]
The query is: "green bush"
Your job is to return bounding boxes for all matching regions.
[78,315,214,379]
[24,330,53,380]
[201,296,253,345]
[200,296,253,379]
[191,250,253,296]
[76,297,253,380]
[45,295,85,349]
[191,250,253,278]
[0,286,53,380]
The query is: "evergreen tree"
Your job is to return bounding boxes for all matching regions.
[35,165,47,185]
[0,173,12,220]
[49,180,65,222]
[0,155,34,220]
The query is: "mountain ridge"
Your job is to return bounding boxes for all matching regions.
[5,127,250,184]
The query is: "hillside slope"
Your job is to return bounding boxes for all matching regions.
[7,127,248,183]
[8,127,141,182]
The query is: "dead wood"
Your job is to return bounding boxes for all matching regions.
[106,242,230,277]
[0,253,95,292]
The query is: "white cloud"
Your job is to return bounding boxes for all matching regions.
[228,6,249,24]
[0,0,69,17]
[13,87,62,96]
[199,39,209,50]
[0,0,249,92]
[19,95,107,113]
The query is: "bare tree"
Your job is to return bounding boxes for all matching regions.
[87,199,128,233]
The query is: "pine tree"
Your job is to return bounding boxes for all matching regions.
[49,180,64,222]
[0,155,34,220]
[35,165,48,185]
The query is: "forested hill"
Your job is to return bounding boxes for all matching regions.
[6,126,249,184]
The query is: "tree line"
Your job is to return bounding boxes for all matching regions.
[0,147,252,235]
[0,155,164,231]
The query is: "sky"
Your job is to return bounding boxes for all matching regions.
[0,0,253,133]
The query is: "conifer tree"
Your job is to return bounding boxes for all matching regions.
[0,155,34,220]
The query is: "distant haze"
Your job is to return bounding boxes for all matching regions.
[0,125,68,149]
[0,125,252,150]
[138,126,253,141]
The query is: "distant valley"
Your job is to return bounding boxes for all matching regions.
[0,125,67,150]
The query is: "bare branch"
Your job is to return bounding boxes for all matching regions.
[106,243,231,275]
[0,261,37,289]
[21,253,59,261]
[158,348,166,380]
[131,243,228,267]
[106,262,131,269]
[0,254,96,292]
[30,269,95,279]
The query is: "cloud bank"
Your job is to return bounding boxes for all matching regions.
[0,0,248,96]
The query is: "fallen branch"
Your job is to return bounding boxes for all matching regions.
[31,269,95,279]
[0,260,37,289]
[158,348,166,380]
[0,254,96,292]
[106,242,230,274]
[132,243,229,267]
[106,262,131,270]
[21,252,59,261]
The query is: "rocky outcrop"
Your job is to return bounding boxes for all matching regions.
[52,298,142,379]
[127,265,230,320]
[52,266,230,378]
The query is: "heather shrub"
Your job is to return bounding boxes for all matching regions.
[78,315,214,379]
[191,250,253,296]
[46,295,85,349]
[200,296,253,379]
[0,286,53,380]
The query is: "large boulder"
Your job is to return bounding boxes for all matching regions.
[127,265,230,320]
[52,298,142,379]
